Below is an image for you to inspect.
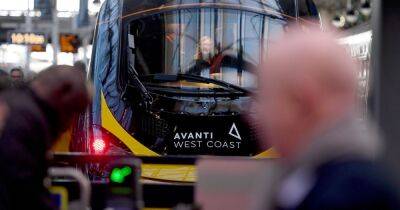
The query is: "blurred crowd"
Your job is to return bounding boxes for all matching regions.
[0,63,90,209]
[0,27,399,210]
[0,61,87,90]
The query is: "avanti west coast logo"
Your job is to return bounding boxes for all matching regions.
[228,123,241,140]
[172,123,242,150]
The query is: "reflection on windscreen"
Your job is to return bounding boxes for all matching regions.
[130,8,285,89]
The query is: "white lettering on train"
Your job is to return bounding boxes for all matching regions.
[173,140,202,148]
[174,132,214,140]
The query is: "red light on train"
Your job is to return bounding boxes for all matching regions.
[93,138,106,153]
[88,125,130,155]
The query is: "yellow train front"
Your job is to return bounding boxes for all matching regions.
[69,0,319,183]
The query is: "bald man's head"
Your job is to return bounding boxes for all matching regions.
[255,28,358,160]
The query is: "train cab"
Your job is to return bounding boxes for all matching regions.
[71,0,320,182]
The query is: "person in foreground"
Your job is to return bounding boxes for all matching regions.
[0,65,90,210]
[255,28,400,210]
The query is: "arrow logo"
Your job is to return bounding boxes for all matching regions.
[229,123,241,140]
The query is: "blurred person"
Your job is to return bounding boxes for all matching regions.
[74,60,87,78]
[254,28,400,210]
[0,69,11,91]
[9,67,24,83]
[54,61,88,152]
[191,36,222,76]
[0,65,90,210]
[24,69,38,82]
[199,36,214,59]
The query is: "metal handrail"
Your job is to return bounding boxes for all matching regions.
[48,167,91,210]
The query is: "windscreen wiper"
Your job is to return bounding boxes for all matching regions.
[140,73,250,95]
[122,34,153,109]
[178,74,249,94]
[145,85,247,97]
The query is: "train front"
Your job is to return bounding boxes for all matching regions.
[120,0,293,156]
[82,0,318,182]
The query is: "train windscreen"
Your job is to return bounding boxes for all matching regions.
[129,8,286,90]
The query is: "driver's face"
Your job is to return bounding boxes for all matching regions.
[200,36,213,54]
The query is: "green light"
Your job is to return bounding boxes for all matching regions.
[110,166,133,183]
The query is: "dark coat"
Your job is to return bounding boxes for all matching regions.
[295,160,400,210]
[0,87,58,210]
[275,117,400,210]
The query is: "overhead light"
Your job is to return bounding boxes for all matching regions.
[338,30,372,45]
[360,1,372,17]
[345,9,358,25]
[332,14,346,28]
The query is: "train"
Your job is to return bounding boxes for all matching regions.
[67,0,320,182]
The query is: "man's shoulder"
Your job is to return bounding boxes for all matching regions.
[298,160,400,210]
[318,160,383,178]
